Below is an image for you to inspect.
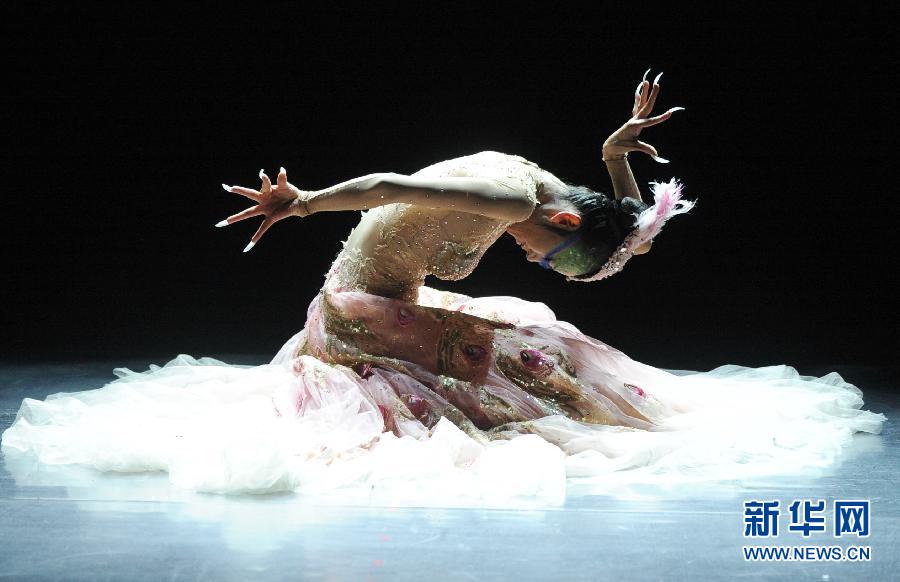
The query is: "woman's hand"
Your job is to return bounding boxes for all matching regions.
[217,167,311,252]
[602,68,685,163]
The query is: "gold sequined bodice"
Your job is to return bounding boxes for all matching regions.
[324,151,543,302]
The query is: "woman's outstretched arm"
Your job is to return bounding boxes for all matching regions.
[217,167,536,250]
[304,172,535,222]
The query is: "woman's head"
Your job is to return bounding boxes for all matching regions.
[506,183,649,278]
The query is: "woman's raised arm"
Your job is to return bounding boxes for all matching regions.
[602,69,685,203]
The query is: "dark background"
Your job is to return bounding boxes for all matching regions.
[3,3,896,372]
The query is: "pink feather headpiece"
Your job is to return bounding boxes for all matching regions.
[566,177,696,283]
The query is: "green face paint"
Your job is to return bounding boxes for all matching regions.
[549,242,605,277]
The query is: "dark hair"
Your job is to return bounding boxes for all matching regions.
[549,182,649,276]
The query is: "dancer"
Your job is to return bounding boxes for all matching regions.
[2,70,885,495]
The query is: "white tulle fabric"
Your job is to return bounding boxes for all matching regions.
[1,293,886,499]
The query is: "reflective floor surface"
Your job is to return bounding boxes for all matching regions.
[1,358,897,581]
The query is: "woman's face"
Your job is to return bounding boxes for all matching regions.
[506,223,602,277]
[506,223,572,263]
[506,219,651,277]
[505,191,582,263]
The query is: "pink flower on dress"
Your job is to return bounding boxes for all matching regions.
[463,344,487,363]
[404,394,428,419]
[353,362,374,379]
[520,349,553,375]
[397,306,415,326]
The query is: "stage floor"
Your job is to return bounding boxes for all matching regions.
[1,358,897,581]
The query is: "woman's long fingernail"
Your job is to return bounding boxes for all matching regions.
[215,220,229,227]
[243,241,255,253]
[643,68,651,82]
[671,106,686,112]
[651,155,670,164]
[653,72,663,84]
[222,184,232,192]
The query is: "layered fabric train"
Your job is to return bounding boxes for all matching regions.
[2,283,887,497]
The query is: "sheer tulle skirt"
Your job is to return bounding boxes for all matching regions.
[1,287,886,498]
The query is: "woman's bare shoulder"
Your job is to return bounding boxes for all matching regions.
[458,150,544,169]
[408,151,548,208]
[412,150,545,178]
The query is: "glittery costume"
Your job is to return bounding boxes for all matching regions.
[1,152,886,499]
[326,151,543,302]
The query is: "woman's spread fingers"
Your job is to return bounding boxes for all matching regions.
[639,81,661,118]
[633,80,647,113]
[635,69,652,111]
[636,106,685,128]
[635,111,672,128]
[259,169,272,193]
[629,139,659,158]
[226,205,263,224]
[634,138,669,163]
[277,167,288,188]
[646,72,662,112]
[251,217,274,244]
[226,185,262,202]
[633,79,648,115]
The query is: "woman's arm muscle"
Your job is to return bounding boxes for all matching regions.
[305,172,535,222]
[604,157,644,203]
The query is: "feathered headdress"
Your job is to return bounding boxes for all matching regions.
[566,177,696,283]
